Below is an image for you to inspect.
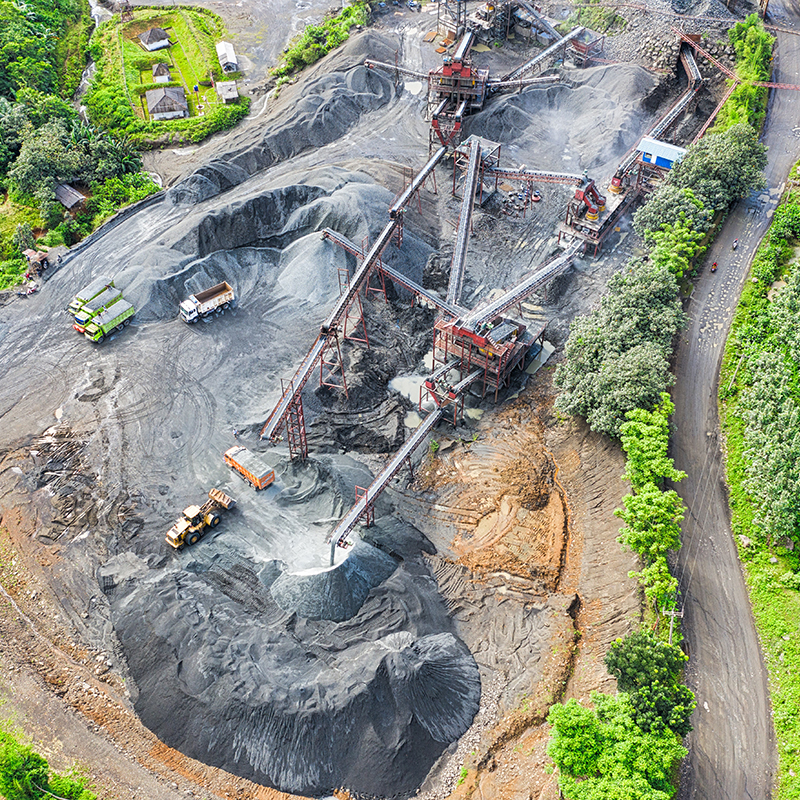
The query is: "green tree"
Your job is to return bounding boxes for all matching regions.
[620,394,686,489]
[547,699,603,777]
[630,556,678,610]
[11,222,34,253]
[7,118,85,194]
[633,186,712,240]
[669,123,767,210]
[615,483,684,562]
[606,632,688,692]
[605,632,695,737]
[555,261,684,438]
[644,220,705,279]
[548,693,687,800]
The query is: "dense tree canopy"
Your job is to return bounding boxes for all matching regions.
[620,395,686,488]
[669,123,767,210]
[548,694,687,800]
[633,186,712,239]
[605,632,695,737]
[554,261,684,437]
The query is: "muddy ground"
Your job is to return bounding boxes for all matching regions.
[0,2,737,799]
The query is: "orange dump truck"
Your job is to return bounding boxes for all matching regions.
[224,446,276,490]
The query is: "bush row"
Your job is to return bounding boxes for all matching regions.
[714,14,775,132]
[719,166,800,798]
[273,2,369,77]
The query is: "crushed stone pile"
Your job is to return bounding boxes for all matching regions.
[169,32,401,205]
[104,519,480,797]
[468,63,660,178]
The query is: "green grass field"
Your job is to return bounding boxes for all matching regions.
[86,6,249,146]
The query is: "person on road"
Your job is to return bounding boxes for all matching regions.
[711,262,718,272]
[232,428,239,439]
[732,238,739,250]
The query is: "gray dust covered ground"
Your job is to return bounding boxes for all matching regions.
[0,8,710,799]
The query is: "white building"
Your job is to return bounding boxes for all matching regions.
[146,86,189,121]
[139,27,170,52]
[216,41,238,73]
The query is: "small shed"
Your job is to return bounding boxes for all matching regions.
[152,62,171,83]
[22,249,49,269]
[216,80,239,103]
[216,41,238,73]
[139,27,170,52]
[637,137,687,170]
[55,183,86,210]
[145,86,189,121]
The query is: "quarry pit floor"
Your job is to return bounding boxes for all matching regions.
[0,1,738,798]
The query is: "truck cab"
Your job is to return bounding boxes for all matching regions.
[180,299,200,323]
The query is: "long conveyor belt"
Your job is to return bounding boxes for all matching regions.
[465,240,581,330]
[261,148,449,441]
[327,369,482,563]
[447,141,481,306]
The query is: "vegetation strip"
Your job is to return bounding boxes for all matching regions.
[713,14,775,132]
[85,6,250,147]
[719,163,800,800]
[0,727,99,800]
[548,15,774,796]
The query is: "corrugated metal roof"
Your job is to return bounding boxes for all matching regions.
[216,80,238,100]
[145,86,188,113]
[216,41,237,65]
[55,183,86,209]
[636,136,687,164]
[139,27,169,45]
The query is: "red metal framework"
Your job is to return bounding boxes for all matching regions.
[354,486,375,528]
[431,318,539,402]
[281,379,309,461]
[319,333,348,397]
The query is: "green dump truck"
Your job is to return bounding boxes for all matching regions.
[72,285,123,333]
[84,300,135,343]
[68,275,114,316]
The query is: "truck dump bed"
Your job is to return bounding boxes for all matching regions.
[194,281,233,304]
[224,446,275,490]
[93,300,134,331]
[80,286,122,315]
[69,275,113,314]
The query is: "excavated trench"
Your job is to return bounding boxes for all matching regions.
[0,25,712,799]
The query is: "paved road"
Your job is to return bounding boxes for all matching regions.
[672,5,800,797]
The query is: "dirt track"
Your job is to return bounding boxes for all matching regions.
[671,2,800,795]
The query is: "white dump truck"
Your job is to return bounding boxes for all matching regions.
[180,281,235,323]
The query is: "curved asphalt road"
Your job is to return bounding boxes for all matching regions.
[672,4,800,797]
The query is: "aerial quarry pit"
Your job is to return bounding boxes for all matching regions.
[0,0,746,798]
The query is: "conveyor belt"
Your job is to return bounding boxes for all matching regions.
[487,74,567,91]
[261,149,448,442]
[328,369,482,562]
[503,26,584,81]
[363,59,431,81]
[465,240,581,329]
[380,262,466,317]
[453,30,474,62]
[260,337,326,440]
[320,228,466,317]
[615,43,703,177]
[516,0,562,41]
[447,141,481,306]
[485,167,583,185]
[389,146,448,219]
[329,406,444,561]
